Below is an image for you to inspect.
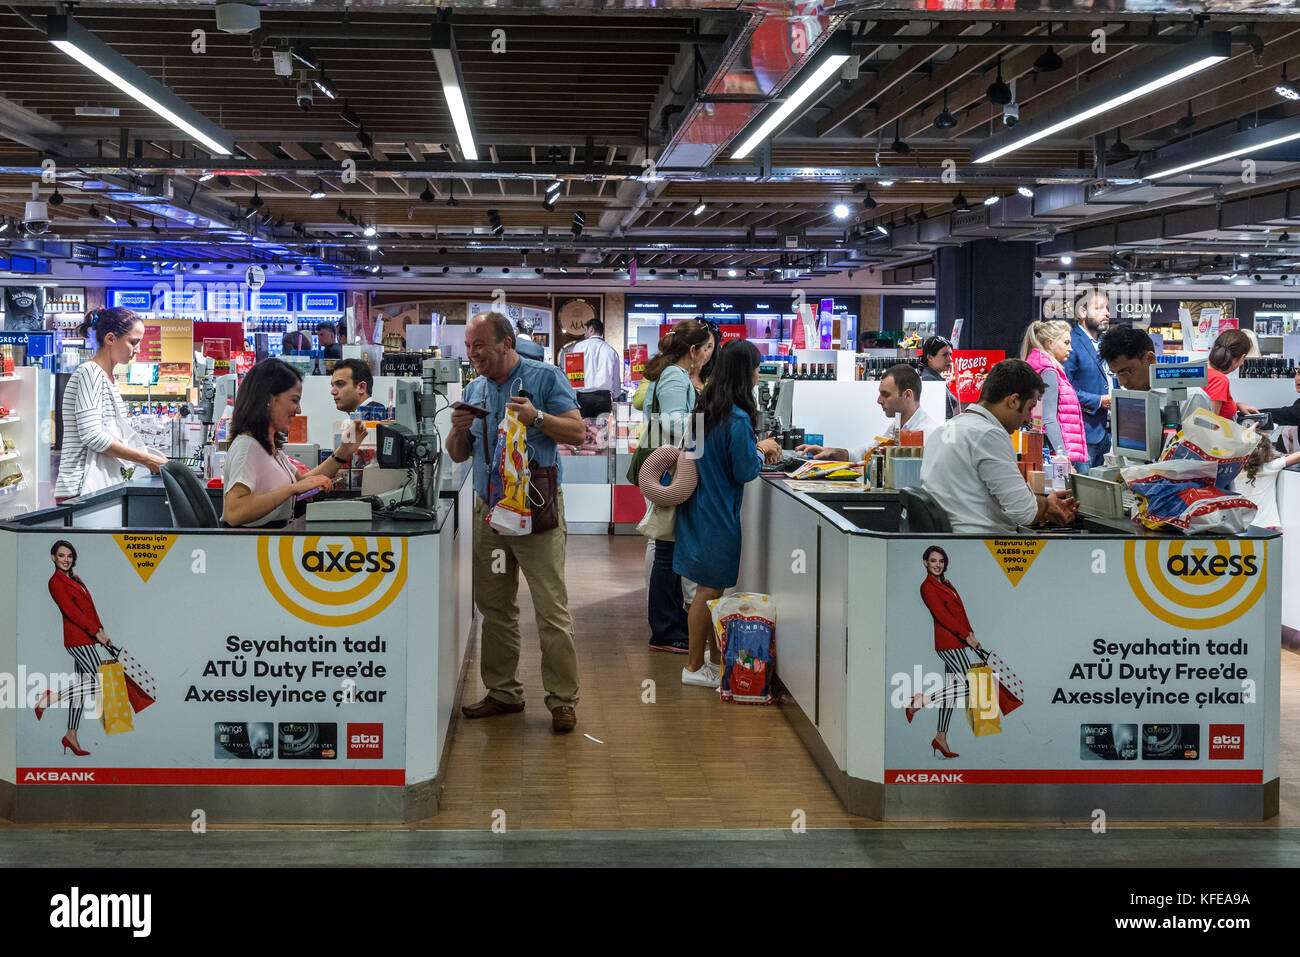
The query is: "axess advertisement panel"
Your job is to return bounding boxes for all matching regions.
[882,536,1272,784]
[16,532,410,786]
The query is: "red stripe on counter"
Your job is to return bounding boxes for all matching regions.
[885,769,1263,784]
[18,767,406,786]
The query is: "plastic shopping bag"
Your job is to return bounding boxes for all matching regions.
[1161,408,1259,490]
[966,665,1002,736]
[485,407,534,536]
[98,661,134,735]
[709,593,777,704]
[1121,458,1257,534]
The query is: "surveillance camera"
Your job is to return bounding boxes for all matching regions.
[23,200,49,235]
[1002,102,1019,127]
[296,77,313,112]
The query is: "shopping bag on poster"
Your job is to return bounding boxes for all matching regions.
[966,665,1001,736]
[485,408,537,536]
[982,650,1024,716]
[108,642,158,713]
[98,661,134,735]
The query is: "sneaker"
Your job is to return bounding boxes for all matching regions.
[649,638,689,654]
[681,661,720,688]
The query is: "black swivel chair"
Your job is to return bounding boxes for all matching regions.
[899,486,952,534]
[161,460,221,528]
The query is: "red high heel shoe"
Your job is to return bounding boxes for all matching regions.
[61,735,89,756]
[931,737,958,759]
[35,693,49,721]
[906,695,924,724]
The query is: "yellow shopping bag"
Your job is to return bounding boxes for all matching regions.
[99,660,134,735]
[966,665,1002,737]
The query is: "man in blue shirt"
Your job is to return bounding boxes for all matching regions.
[1064,289,1113,468]
[447,312,586,733]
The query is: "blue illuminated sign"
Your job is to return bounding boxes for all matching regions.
[299,291,342,313]
[109,289,154,310]
[251,291,290,312]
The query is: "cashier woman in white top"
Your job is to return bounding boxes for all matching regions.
[797,363,939,461]
[921,358,1078,534]
[222,358,367,528]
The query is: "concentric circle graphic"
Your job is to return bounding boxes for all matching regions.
[258,535,408,627]
[1123,539,1266,630]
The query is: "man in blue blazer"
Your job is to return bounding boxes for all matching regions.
[1064,290,1113,468]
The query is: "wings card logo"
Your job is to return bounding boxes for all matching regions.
[347,723,383,759]
[258,535,407,627]
[1124,539,1266,630]
[1209,724,1244,760]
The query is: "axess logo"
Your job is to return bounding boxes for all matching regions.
[347,723,383,759]
[1166,552,1258,578]
[1209,724,1245,760]
[301,548,396,574]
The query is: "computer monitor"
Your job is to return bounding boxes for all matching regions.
[1110,389,1165,463]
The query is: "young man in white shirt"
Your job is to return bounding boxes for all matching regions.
[1098,324,1212,422]
[565,318,623,398]
[921,358,1079,534]
[798,363,939,461]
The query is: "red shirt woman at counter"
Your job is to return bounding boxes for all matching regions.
[36,540,115,756]
[1205,329,1259,420]
[904,545,988,760]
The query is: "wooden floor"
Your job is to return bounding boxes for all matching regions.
[421,533,1300,831]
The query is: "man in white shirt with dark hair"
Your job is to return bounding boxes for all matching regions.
[922,358,1078,534]
[798,363,939,461]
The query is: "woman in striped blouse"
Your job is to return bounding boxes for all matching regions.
[53,308,167,502]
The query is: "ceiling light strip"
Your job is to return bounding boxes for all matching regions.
[973,34,1229,164]
[1147,126,1300,179]
[432,25,478,162]
[46,15,233,156]
[732,36,852,160]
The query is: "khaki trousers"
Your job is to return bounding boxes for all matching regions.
[473,493,579,711]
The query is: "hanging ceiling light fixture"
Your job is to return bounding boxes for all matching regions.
[890,119,911,155]
[419,181,436,203]
[309,179,327,200]
[952,192,971,213]
[933,90,957,130]
[445,181,459,207]
[1017,185,1035,198]
[862,190,877,210]
[1033,42,1063,74]
[431,22,479,161]
[1107,126,1136,162]
[986,55,1012,106]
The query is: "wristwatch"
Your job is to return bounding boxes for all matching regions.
[332,452,350,465]
[533,411,545,429]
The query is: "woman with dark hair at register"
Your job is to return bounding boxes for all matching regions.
[906,545,990,759]
[35,540,112,756]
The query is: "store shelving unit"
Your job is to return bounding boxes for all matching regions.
[0,367,38,518]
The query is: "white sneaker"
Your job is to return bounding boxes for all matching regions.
[705,649,713,667]
[682,661,720,688]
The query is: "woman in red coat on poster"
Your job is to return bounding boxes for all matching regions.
[905,545,989,759]
[35,540,115,756]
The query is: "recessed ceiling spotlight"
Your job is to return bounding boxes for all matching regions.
[832,202,850,219]
[877,180,895,187]
[1061,255,1073,265]
[1017,185,1035,198]
[363,224,377,237]
[366,242,378,251]
[728,268,737,277]
[984,194,1001,206]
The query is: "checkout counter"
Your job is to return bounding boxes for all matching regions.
[741,375,1283,822]
[0,460,476,825]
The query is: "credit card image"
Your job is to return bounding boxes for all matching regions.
[277,722,338,760]
[1142,723,1200,760]
[1080,723,1138,760]
[214,721,274,760]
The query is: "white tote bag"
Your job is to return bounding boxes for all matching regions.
[81,407,148,495]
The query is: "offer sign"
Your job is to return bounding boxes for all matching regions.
[626,344,648,383]
[564,351,585,388]
[718,324,746,345]
[949,350,1004,402]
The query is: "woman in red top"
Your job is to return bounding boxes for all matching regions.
[1205,329,1259,420]
[905,546,988,759]
[36,540,115,755]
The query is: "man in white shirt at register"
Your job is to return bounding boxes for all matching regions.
[563,317,623,399]
[798,363,939,461]
[922,358,1079,534]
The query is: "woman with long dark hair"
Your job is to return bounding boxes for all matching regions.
[35,541,112,755]
[906,545,988,758]
[221,358,366,527]
[674,340,782,686]
[54,308,168,501]
[642,320,714,653]
[920,336,957,418]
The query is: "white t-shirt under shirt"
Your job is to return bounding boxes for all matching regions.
[221,433,299,526]
[848,406,940,462]
[1239,457,1286,529]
